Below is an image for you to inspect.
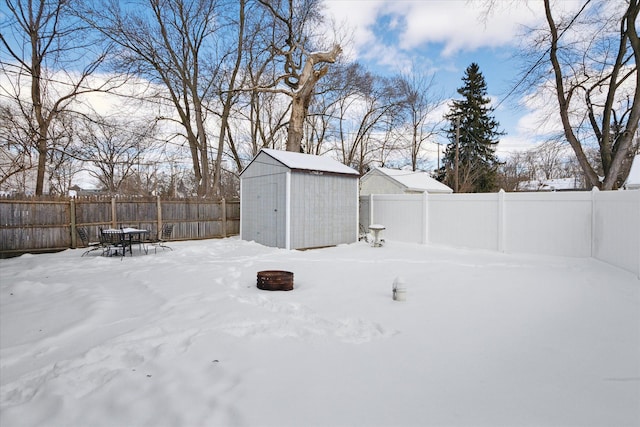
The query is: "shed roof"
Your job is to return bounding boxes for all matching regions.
[244,148,359,176]
[366,167,453,193]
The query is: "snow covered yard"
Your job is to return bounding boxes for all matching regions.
[1,237,638,427]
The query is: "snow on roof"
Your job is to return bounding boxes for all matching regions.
[519,178,583,191]
[371,167,453,193]
[260,148,359,176]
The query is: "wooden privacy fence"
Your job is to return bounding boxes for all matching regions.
[0,196,240,257]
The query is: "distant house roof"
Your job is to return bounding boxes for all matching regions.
[364,167,453,194]
[244,148,359,176]
[518,177,584,192]
[67,184,103,196]
[624,154,640,190]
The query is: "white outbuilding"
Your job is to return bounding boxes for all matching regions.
[240,148,360,250]
[360,167,453,195]
[624,154,640,190]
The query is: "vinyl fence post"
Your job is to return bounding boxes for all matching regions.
[422,191,429,244]
[355,191,360,243]
[636,189,640,280]
[498,189,505,253]
[590,187,598,259]
[239,179,243,239]
[369,193,374,226]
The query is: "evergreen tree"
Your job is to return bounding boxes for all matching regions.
[438,63,503,192]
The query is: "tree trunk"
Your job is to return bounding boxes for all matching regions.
[286,45,341,152]
[602,1,640,189]
[214,0,246,193]
[194,104,209,197]
[544,0,640,190]
[31,28,47,195]
[287,95,308,152]
[184,129,203,194]
[544,0,602,189]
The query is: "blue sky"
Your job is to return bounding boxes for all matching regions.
[0,0,582,168]
[321,0,564,158]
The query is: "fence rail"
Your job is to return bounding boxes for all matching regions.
[0,196,239,257]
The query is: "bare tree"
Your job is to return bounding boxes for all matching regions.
[0,103,82,195]
[242,88,290,155]
[0,0,114,195]
[519,0,640,190]
[334,72,404,173]
[211,1,293,174]
[209,0,248,195]
[45,111,82,194]
[499,141,586,191]
[0,104,35,189]
[531,139,567,180]
[236,4,290,157]
[78,115,157,194]
[395,67,444,171]
[81,0,225,196]
[301,78,336,155]
[257,0,342,153]
[301,61,358,156]
[497,151,528,191]
[47,150,81,194]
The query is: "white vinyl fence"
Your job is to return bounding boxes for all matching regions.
[360,189,640,277]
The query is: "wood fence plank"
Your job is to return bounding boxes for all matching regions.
[0,196,239,256]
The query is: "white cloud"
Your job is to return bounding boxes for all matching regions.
[322,0,386,50]
[323,0,546,60]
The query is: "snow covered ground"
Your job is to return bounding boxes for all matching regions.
[1,237,639,427]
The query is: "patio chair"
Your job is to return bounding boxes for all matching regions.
[129,230,149,255]
[149,223,174,253]
[100,228,125,257]
[77,227,103,257]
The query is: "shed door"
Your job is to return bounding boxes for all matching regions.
[255,182,278,246]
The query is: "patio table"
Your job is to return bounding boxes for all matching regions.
[102,228,150,256]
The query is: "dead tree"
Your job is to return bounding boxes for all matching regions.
[1,0,113,195]
[286,45,342,152]
[258,0,342,153]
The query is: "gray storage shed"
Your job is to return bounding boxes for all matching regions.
[240,148,359,250]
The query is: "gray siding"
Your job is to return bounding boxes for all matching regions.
[240,151,288,179]
[241,152,287,247]
[290,172,358,249]
[241,150,359,250]
[360,170,404,195]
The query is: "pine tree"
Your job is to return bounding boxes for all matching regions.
[438,63,503,193]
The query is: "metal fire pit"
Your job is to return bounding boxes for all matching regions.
[257,270,294,291]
